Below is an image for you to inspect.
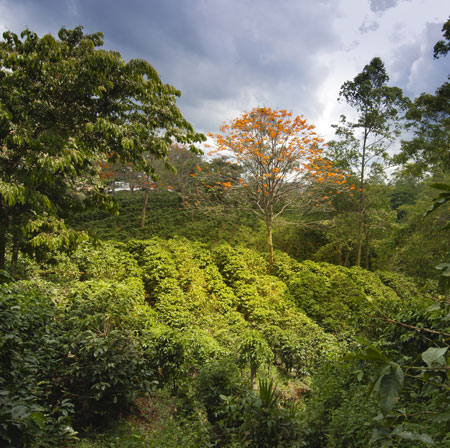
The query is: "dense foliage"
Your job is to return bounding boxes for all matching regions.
[0,26,204,272]
[1,236,441,446]
[1,16,450,448]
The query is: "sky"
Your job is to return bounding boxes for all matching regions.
[0,0,449,141]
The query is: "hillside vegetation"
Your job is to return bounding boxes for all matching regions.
[3,229,447,447]
[1,21,450,448]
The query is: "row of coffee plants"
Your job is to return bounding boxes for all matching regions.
[1,237,439,446]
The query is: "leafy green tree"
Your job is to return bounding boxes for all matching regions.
[433,15,450,59]
[333,57,409,267]
[388,179,450,279]
[0,27,205,270]
[396,85,450,176]
[315,179,396,270]
[352,28,450,443]
[395,17,450,177]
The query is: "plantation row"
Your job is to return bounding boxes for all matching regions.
[2,237,445,447]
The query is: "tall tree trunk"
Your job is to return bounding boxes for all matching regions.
[250,364,257,390]
[356,131,368,267]
[0,226,6,271]
[344,249,351,268]
[11,233,19,276]
[364,232,370,270]
[266,219,274,272]
[356,218,364,267]
[140,186,150,229]
[336,245,343,266]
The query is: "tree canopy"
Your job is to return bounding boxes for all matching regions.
[0,26,205,270]
[194,107,347,267]
[332,57,409,266]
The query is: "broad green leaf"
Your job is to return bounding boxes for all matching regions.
[436,263,450,276]
[370,427,391,443]
[28,412,46,429]
[11,404,29,419]
[426,302,441,312]
[422,347,448,367]
[354,337,394,365]
[393,428,434,445]
[378,366,403,415]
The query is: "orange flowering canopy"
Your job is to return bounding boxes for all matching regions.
[204,107,347,217]
[186,107,348,267]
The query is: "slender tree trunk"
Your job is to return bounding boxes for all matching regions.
[356,131,368,267]
[356,221,363,267]
[344,250,351,268]
[140,186,150,229]
[250,364,257,390]
[364,232,370,270]
[266,219,274,272]
[337,246,343,266]
[11,235,19,276]
[0,227,6,271]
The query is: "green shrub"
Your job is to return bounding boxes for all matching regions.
[238,329,274,388]
[213,244,268,285]
[375,270,431,300]
[0,282,76,446]
[146,326,186,390]
[60,278,156,426]
[326,387,378,448]
[71,241,143,282]
[0,275,160,444]
[273,255,409,337]
[217,378,302,447]
[300,357,374,448]
[195,359,246,425]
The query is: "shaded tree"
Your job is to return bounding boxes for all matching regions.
[333,57,409,266]
[0,27,205,270]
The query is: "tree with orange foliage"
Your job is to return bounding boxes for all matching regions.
[201,107,348,268]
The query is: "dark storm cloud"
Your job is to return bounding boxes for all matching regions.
[1,0,344,132]
[1,0,448,136]
[77,0,343,132]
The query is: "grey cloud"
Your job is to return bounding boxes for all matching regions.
[389,21,449,99]
[389,41,421,88]
[2,0,447,137]
[359,19,379,34]
[74,0,343,131]
[369,0,398,13]
[0,0,345,132]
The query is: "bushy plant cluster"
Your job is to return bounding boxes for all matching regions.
[69,190,266,249]
[298,288,450,448]
[0,276,155,445]
[129,239,341,378]
[272,251,418,338]
[2,236,435,447]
